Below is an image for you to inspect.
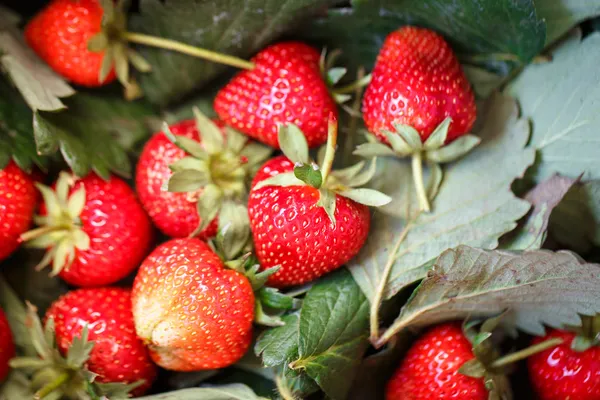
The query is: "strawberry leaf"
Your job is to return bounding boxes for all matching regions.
[380,245,600,341]
[255,312,301,368]
[535,0,600,46]
[508,32,600,183]
[349,93,534,301]
[136,384,266,399]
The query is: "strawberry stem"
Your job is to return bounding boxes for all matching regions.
[333,73,372,95]
[320,114,338,183]
[411,152,431,213]
[34,371,71,399]
[489,337,563,369]
[123,32,255,70]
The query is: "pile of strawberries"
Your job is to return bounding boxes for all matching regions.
[0,1,597,400]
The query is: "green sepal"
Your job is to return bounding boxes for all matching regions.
[246,264,281,292]
[327,67,347,86]
[253,171,305,191]
[239,141,273,171]
[383,129,413,156]
[163,122,208,160]
[278,124,309,164]
[338,188,392,207]
[329,160,365,182]
[165,169,209,192]
[216,200,250,261]
[66,326,94,368]
[190,184,223,237]
[458,359,486,378]
[168,156,205,172]
[426,134,481,163]
[225,126,248,154]
[353,142,397,157]
[257,287,298,311]
[338,158,378,188]
[392,122,423,149]
[423,117,452,150]
[254,301,285,327]
[95,380,146,400]
[294,163,323,189]
[426,162,444,202]
[316,188,337,226]
[193,107,224,154]
[333,93,352,103]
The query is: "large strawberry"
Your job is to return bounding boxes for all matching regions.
[0,307,15,382]
[248,115,391,287]
[359,26,478,212]
[136,109,270,256]
[528,323,600,400]
[132,238,255,370]
[214,41,338,149]
[21,172,152,287]
[0,162,37,262]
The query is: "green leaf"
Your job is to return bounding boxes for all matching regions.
[136,384,265,400]
[382,245,600,339]
[279,124,310,165]
[502,174,576,250]
[507,32,600,183]
[294,164,323,189]
[258,287,295,311]
[294,270,369,400]
[130,0,340,106]
[255,313,300,368]
[536,0,600,45]
[349,93,534,301]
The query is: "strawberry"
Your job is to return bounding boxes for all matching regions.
[0,307,15,382]
[25,0,116,87]
[132,237,255,370]
[0,162,37,262]
[528,328,600,400]
[135,109,270,252]
[45,287,157,396]
[21,172,152,287]
[248,115,391,287]
[362,26,476,145]
[386,323,487,400]
[214,41,338,149]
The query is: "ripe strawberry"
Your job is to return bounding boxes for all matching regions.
[136,119,218,238]
[528,329,600,400]
[386,323,487,400]
[25,0,116,87]
[362,26,476,145]
[0,307,15,382]
[45,287,157,395]
[214,41,338,149]
[0,162,37,262]
[248,116,390,287]
[132,238,255,370]
[22,172,152,287]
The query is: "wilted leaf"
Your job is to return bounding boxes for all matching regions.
[536,0,600,45]
[380,245,600,342]
[508,32,600,183]
[349,93,534,301]
[136,384,265,399]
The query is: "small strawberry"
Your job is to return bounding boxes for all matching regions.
[0,307,15,382]
[136,109,270,255]
[214,41,338,149]
[0,162,37,262]
[528,323,600,400]
[248,115,391,287]
[21,172,152,287]
[131,238,255,371]
[358,26,479,212]
[25,0,116,87]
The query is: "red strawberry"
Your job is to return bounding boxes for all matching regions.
[0,307,15,382]
[25,0,116,87]
[363,26,476,145]
[386,323,487,400]
[132,238,255,370]
[214,41,338,149]
[528,329,600,400]
[45,287,157,395]
[0,162,37,262]
[136,120,218,238]
[22,172,152,287]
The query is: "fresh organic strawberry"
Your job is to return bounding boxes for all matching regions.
[0,307,15,382]
[25,0,116,87]
[136,110,270,247]
[45,287,157,395]
[386,323,487,400]
[132,238,255,370]
[528,328,600,400]
[248,116,391,287]
[0,162,37,262]
[21,172,152,287]
[214,41,338,149]
[362,26,476,145]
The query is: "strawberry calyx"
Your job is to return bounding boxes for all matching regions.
[318,48,372,105]
[566,314,600,352]
[354,117,481,213]
[20,172,90,276]
[164,108,271,252]
[254,113,392,226]
[10,304,141,400]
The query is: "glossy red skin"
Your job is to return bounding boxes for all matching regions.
[248,156,370,287]
[45,288,157,395]
[528,329,600,400]
[0,162,37,262]
[214,41,337,149]
[136,120,219,239]
[25,0,115,87]
[363,26,476,145]
[42,173,152,286]
[131,238,254,371]
[0,308,15,382]
[386,323,487,400]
